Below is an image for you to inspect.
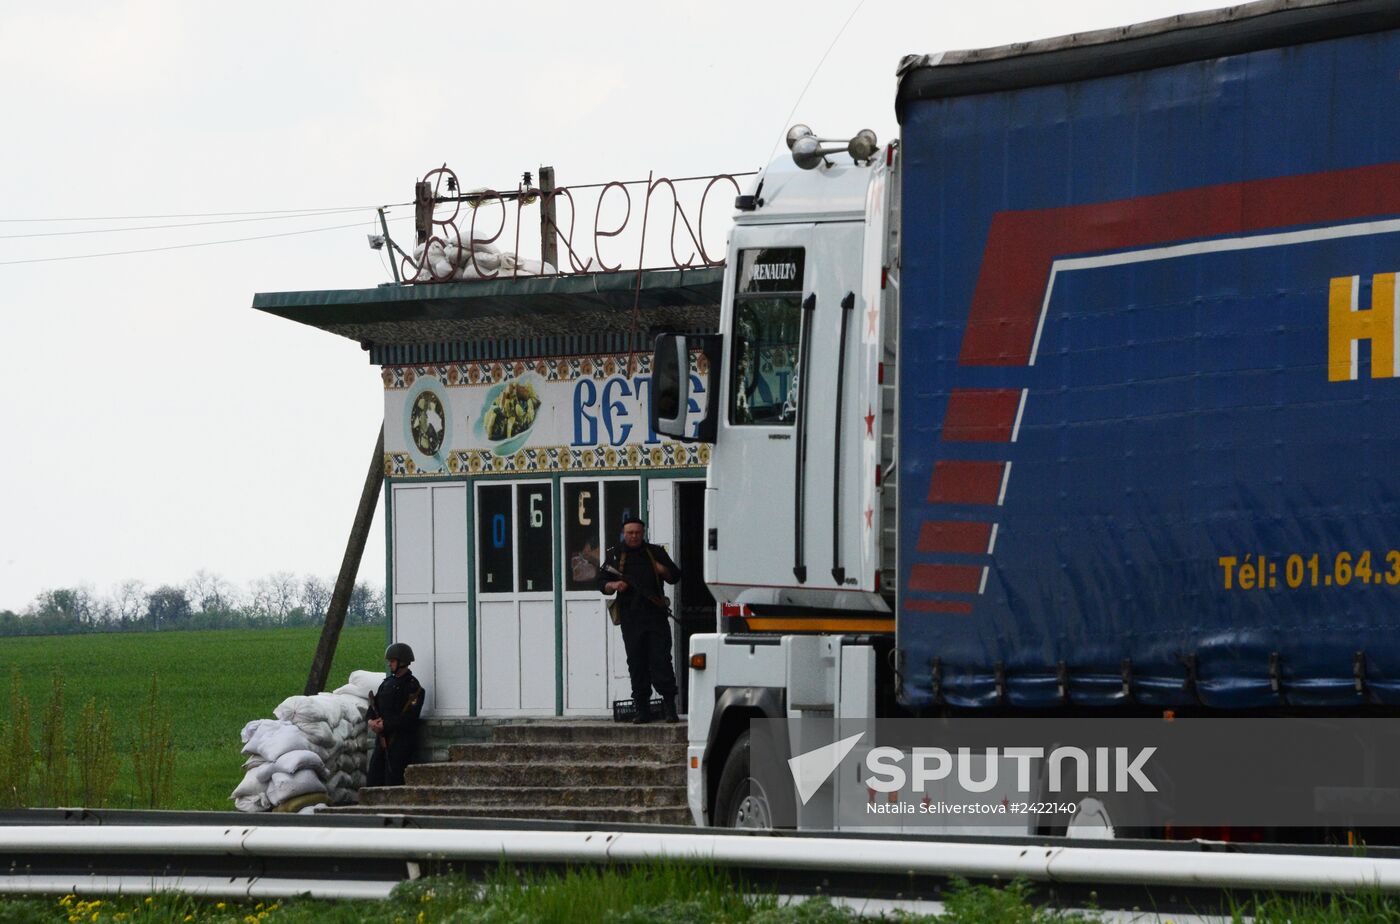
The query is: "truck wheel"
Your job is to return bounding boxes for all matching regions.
[1065,797,1115,839]
[1046,795,1156,839]
[713,730,774,829]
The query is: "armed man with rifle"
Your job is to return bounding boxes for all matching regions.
[599,516,682,724]
[367,642,425,786]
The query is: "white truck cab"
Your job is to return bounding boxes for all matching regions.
[653,135,902,827]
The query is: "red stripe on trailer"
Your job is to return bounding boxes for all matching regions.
[942,389,1023,442]
[917,520,994,554]
[927,460,1006,505]
[909,564,984,594]
[904,599,975,614]
[959,161,1400,366]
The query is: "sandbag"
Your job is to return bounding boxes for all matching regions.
[315,692,357,725]
[274,791,328,814]
[514,257,554,276]
[342,695,369,716]
[442,238,501,263]
[230,763,278,799]
[274,749,326,776]
[278,694,359,739]
[241,719,285,752]
[345,670,383,699]
[276,694,329,726]
[411,229,551,283]
[471,250,503,272]
[244,723,312,762]
[417,239,453,278]
[296,720,337,750]
[266,768,326,807]
[241,719,278,745]
[234,793,270,813]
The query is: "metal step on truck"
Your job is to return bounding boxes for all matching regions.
[649,0,1400,838]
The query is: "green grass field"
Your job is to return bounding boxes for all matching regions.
[0,625,386,811]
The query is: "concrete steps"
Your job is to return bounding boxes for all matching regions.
[445,742,683,764]
[345,719,691,826]
[491,721,686,744]
[408,760,685,789]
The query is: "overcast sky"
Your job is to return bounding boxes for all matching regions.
[0,0,1233,611]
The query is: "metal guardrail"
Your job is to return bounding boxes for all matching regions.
[4,810,1400,914]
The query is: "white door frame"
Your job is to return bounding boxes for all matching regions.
[474,479,557,717]
[560,476,644,715]
[647,476,706,715]
[389,481,470,717]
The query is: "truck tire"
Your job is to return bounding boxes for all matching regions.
[1065,797,1116,839]
[713,730,777,829]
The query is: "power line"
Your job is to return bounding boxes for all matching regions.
[0,203,410,223]
[0,215,410,267]
[0,207,391,240]
[762,0,869,169]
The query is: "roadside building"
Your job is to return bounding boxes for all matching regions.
[253,268,720,723]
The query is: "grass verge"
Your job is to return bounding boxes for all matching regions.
[6,866,1400,923]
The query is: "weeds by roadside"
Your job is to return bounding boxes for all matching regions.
[132,674,177,809]
[36,672,68,806]
[75,696,120,807]
[0,668,33,807]
[0,667,164,810]
[3,869,1400,923]
[0,625,384,810]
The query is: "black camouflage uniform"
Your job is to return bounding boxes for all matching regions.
[599,540,681,720]
[367,669,425,786]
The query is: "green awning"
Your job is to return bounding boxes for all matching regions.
[251,267,724,351]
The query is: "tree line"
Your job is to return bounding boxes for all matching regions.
[0,571,385,637]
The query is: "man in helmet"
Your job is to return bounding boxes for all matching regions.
[366,642,425,787]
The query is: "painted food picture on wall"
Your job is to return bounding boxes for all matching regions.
[410,389,446,456]
[475,373,544,455]
[401,376,453,473]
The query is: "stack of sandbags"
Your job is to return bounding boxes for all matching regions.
[232,720,329,813]
[275,689,371,803]
[411,234,555,282]
[230,672,379,813]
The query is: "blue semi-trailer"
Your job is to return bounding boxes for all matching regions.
[649,0,1400,832]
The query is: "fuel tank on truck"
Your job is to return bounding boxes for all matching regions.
[892,0,1400,710]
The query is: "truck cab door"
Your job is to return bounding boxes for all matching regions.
[707,220,869,610]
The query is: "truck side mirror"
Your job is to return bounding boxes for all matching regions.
[651,333,720,444]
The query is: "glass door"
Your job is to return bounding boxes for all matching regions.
[476,480,556,715]
[561,477,640,714]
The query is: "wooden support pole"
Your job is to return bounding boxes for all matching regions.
[305,423,386,695]
[414,180,433,245]
[539,165,558,273]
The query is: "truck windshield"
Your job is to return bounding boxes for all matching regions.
[730,247,805,426]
